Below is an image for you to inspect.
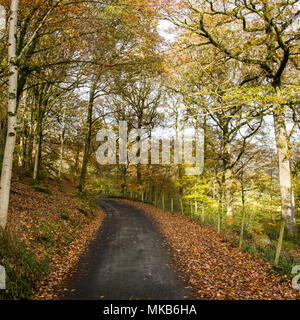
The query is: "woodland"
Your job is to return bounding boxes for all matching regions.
[0,0,299,300]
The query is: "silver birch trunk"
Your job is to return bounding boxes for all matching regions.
[273,89,296,234]
[0,0,19,229]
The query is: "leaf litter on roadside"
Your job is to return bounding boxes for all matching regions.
[4,179,105,300]
[122,200,300,300]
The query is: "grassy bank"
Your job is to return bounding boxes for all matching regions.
[0,179,105,300]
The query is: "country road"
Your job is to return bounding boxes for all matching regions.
[62,199,191,300]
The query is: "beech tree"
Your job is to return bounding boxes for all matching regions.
[77,1,163,191]
[106,68,165,186]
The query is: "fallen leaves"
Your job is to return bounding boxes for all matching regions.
[5,178,106,300]
[123,200,300,300]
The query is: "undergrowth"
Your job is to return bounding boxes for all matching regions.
[123,196,300,279]
[0,229,50,300]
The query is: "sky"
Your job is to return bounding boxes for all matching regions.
[158,19,177,42]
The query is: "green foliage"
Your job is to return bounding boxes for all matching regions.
[60,213,69,221]
[62,234,73,245]
[35,224,57,250]
[31,185,52,195]
[74,191,97,217]
[78,208,88,217]
[0,230,50,300]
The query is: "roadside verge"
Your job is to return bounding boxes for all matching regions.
[121,199,300,300]
[0,179,105,300]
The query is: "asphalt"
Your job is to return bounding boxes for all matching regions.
[62,199,191,300]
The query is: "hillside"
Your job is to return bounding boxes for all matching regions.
[0,179,105,299]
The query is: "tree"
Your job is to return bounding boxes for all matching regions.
[169,40,264,217]
[0,0,82,228]
[0,0,19,229]
[169,0,299,233]
[77,0,164,192]
[107,68,165,186]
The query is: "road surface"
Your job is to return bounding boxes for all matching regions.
[62,199,191,300]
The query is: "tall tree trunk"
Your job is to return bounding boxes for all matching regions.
[273,87,296,234]
[79,82,96,192]
[32,131,42,182]
[225,167,233,217]
[136,116,143,185]
[137,164,142,185]
[217,194,222,234]
[0,0,19,229]
[25,108,34,171]
[58,108,66,179]
[32,102,43,183]
[18,90,28,172]
[224,141,233,217]
[74,143,80,174]
[0,117,7,172]
[239,177,246,248]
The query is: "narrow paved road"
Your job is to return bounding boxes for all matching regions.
[62,199,191,300]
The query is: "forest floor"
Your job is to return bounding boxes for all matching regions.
[121,199,300,300]
[1,187,299,300]
[0,178,105,300]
